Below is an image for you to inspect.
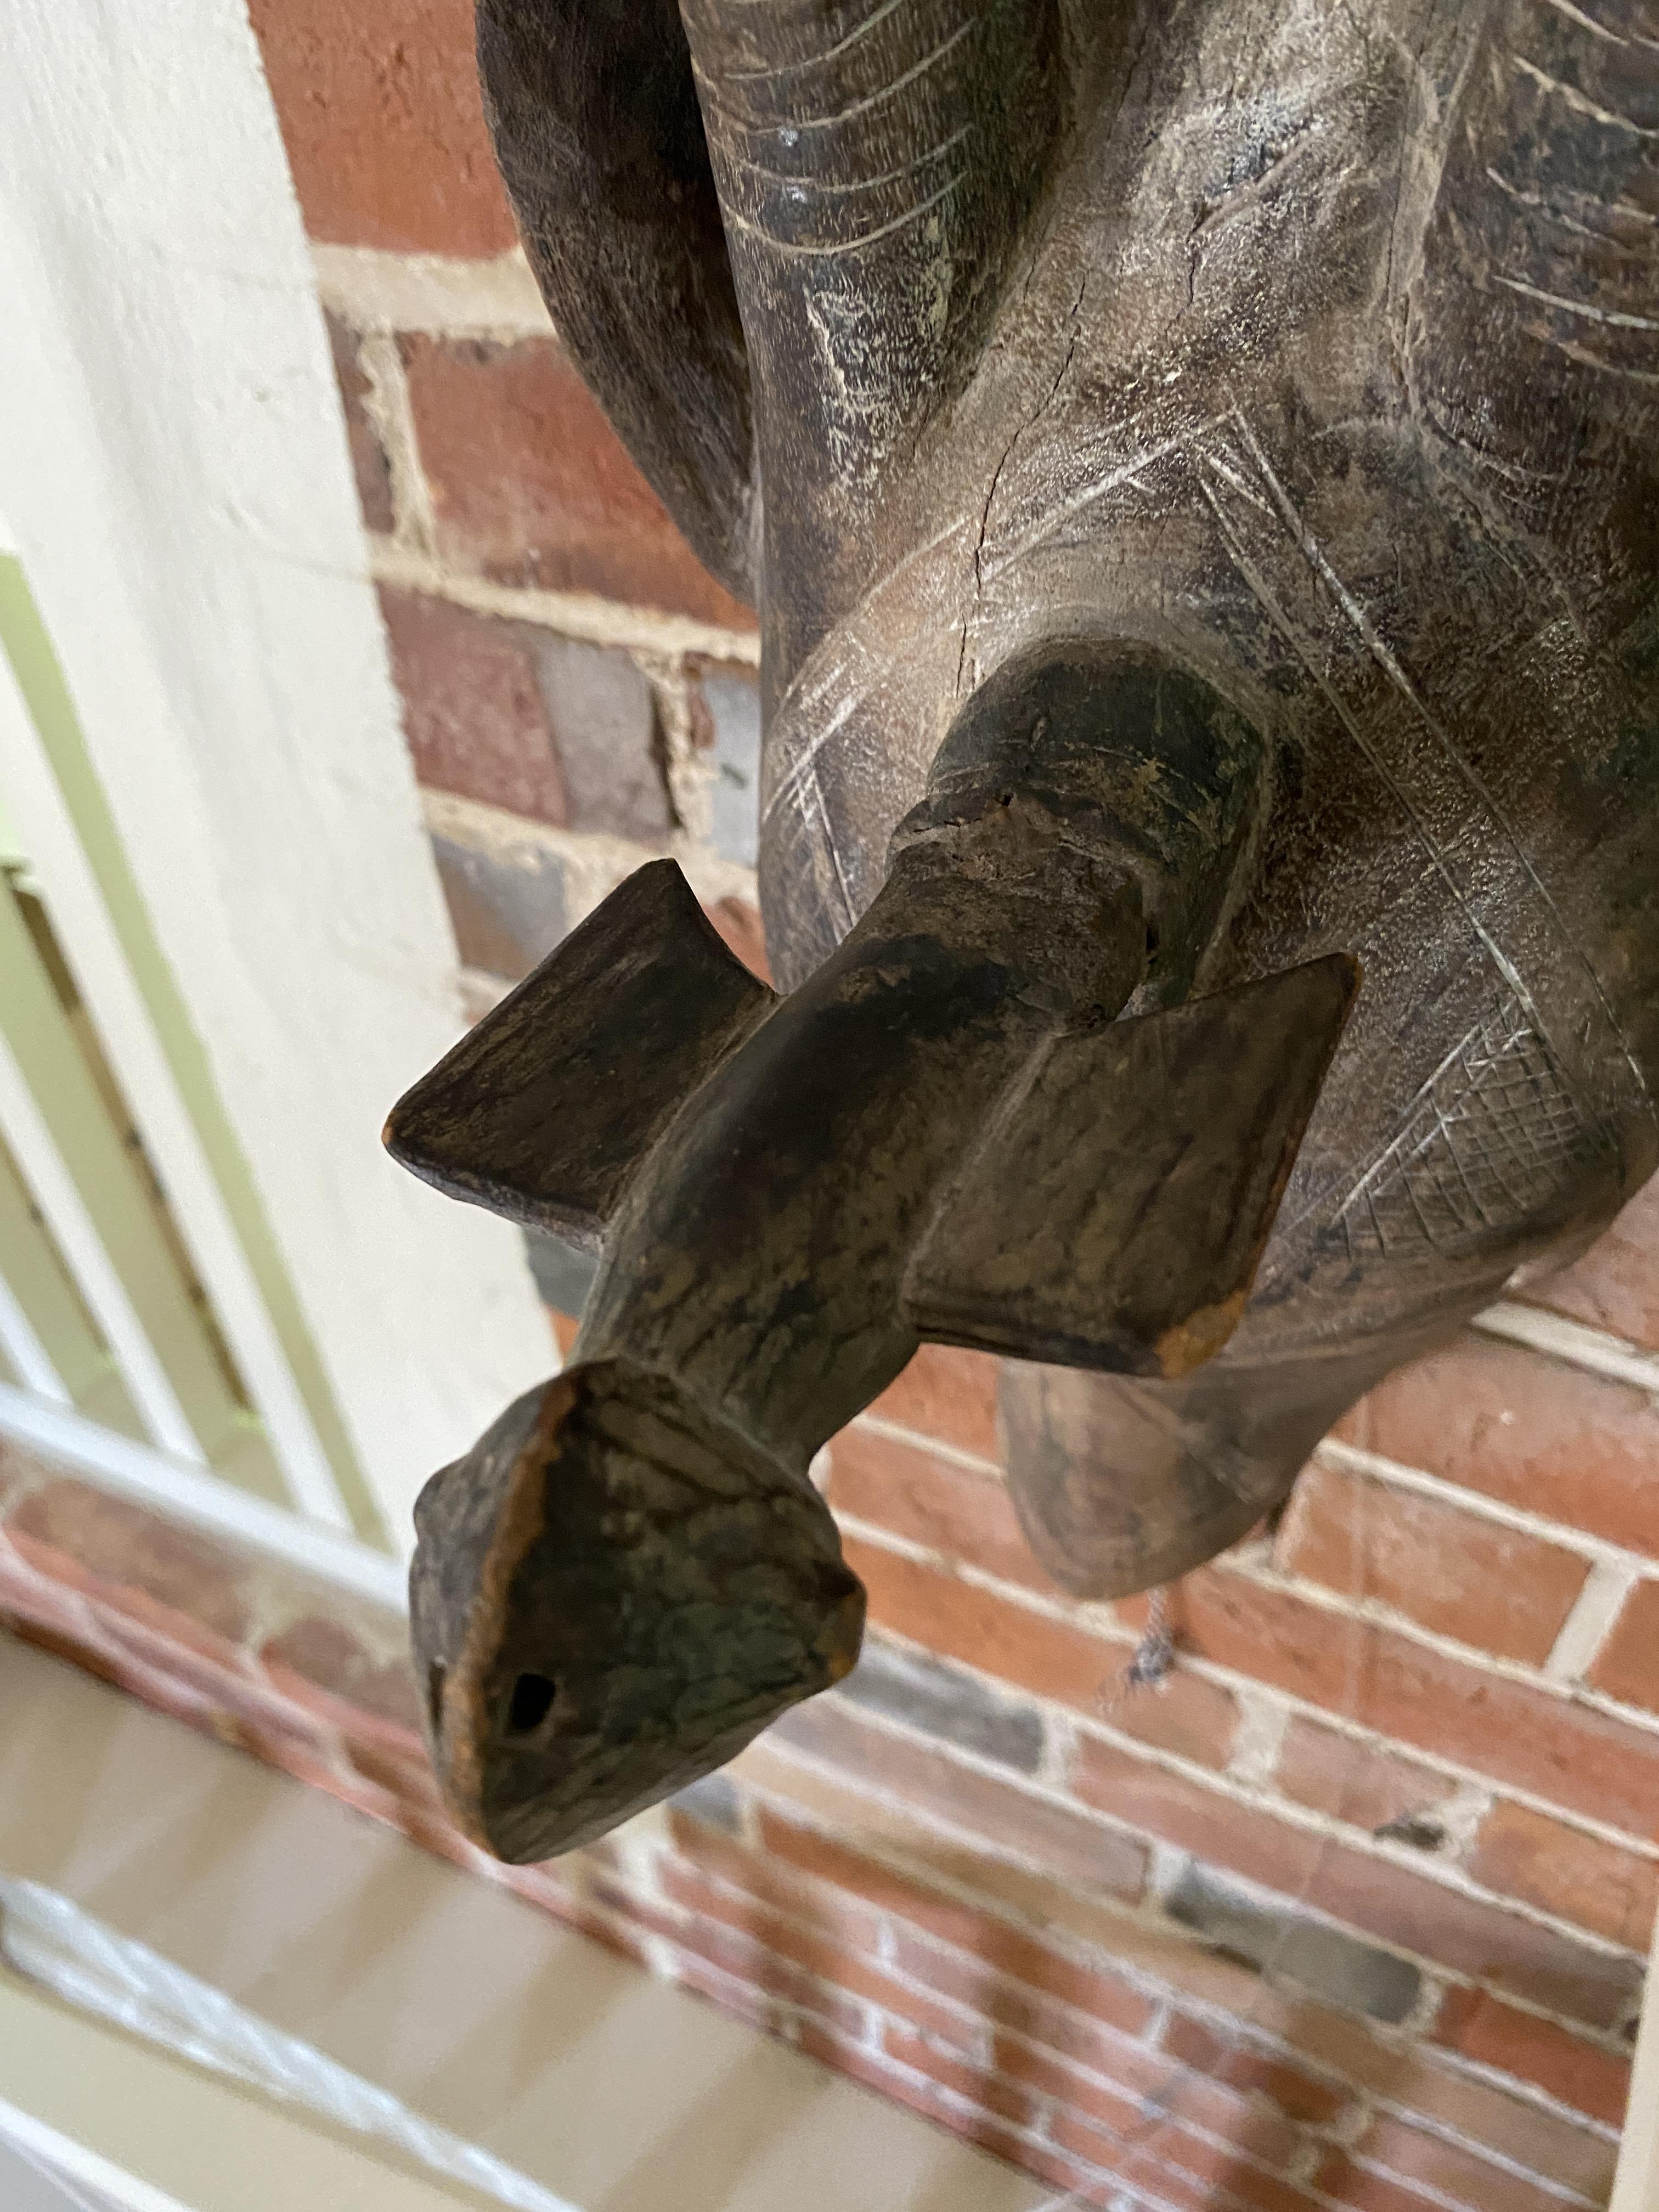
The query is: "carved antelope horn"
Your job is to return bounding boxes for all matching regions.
[477,0,754,599]
[388,645,1356,1859]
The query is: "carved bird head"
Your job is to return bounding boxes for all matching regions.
[411,1359,864,1861]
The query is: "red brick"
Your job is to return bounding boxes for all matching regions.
[828,1432,1049,1593]
[769,1690,1148,1903]
[843,1533,1128,1706]
[1432,1987,1630,2130]
[65,1572,249,1683]
[668,1805,1057,2044]
[1070,1733,1641,2028]
[1588,1574,1659,1713]
[523,631,669,842]
[1030,2039,1303,2180]
[8,1590,352,1794]
[0,1539,95,1639]
[877,2021,1045,2134]
[564,1892,659,1976]
[865,1343,1002,1465]
[401,334,755,629]
[259,1615,421,1731]
[1045,2129,1221,2212]
[887,1918,1168,2058]
[755,1808,1155,2041]
[883,1956,1313,2185]
[345,1733,442,1806]
[1043,2118,1221,2212]
[1098,1668,1243,1771]
[685,1744,1613,2194]
[88,1606,276,1727]
[1159,1565,1659,1841]
[740,1724,1272,2004]
[1159,2013,1352,2126]
[994,2029,1164,2139]
[0,1436,33,1505]
[1393,2052,1618,2204]
[210,1704,354,1788]
[1276,1462,1588,1666]
[302,1754,477,1877]
[1470,1797,1657,1949]
[324,312,394,533]
[702,896,770,984]
[1341,2115,1578,2212]
[859,1532,1659,1843]
[6,1480,250,1641]
[379,585,566,826]
[1042,2129,1207,2212]
[431,837,554,982]
[795,2035,1101,2202]
[1047,2105,1320,2212]
[1273,1714,1453,1839]
[1314,2150,1463,2212]
[734,1734,1619,2185]
[664,1808,880,1942]
[1135,2134,1321,2212]
[3,1610,126,1695]
[737,1730,1174,1990]
[1528,1171,1659,1353]
[246,0,516,255]
[589,1875,870,2044]
[654,1850,973,2047]
[494,1859,581,1919]
[989,1860,1609,2203]
[1338,1331,1659,1560]
[669,1950,803,2045]
[1173,1966,1619,2204]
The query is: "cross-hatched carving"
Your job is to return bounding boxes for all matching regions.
[1333,995,1600,1259]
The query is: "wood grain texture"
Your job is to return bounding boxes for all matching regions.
[384,860,773,1249]
[906,952,1360,1379]
[386,0,1659,1854]
[412,1362,862,1860]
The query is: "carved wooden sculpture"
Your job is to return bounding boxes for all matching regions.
[386,0,1659,1860]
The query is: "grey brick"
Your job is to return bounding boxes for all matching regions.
[1164,1860,1422,2025]
[700,668,761,868]
[527,634,670,844]
[523,1230,597,1319]
[670,1771,743,1834]
[1374,1813,1447,1853]
[432,833,566,984]
[834,1639,1045,1775]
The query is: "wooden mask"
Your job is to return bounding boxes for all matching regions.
[386,0,1659,1860]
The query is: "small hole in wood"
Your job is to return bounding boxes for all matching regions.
[427,1662,445,1736]
[1144,921,1161,966]
[506,1671,558,1736]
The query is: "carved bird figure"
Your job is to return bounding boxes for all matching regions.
[386,0,1659,1859]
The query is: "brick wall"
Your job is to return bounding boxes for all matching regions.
[19,7,1653,2207]
[252,0,764,1028]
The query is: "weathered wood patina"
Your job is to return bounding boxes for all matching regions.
[387,0,1659,1860]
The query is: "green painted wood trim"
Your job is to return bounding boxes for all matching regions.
[0,557,386,1545]
[0,878,257,1462]
[0,1132,146,1441]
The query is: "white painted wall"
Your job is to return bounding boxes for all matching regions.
[0,0,552,1544]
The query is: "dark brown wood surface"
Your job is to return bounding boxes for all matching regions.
[389,0,1659,1855]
